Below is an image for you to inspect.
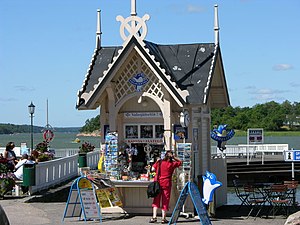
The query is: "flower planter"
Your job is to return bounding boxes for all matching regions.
[78,153,87,168]
[0,178,14,197]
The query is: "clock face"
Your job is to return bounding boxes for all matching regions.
[180,111,190,127]
[184,112,190,127]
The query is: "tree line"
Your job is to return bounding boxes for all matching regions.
[0,123,80,134]
[211,100,300,131]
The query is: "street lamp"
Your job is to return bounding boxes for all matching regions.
[28,102,35,153]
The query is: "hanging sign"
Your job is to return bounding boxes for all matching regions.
[174,125,188,140]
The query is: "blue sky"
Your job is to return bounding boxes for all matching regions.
[0,0,299,127]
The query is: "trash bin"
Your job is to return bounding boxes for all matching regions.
[23,164,36,186]
[78,153,87,167]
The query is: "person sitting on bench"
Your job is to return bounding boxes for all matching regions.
[14,154,35,180]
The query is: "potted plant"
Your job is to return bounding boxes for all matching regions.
[35,141,48,153]
[78,141,95,167]
[0,163,15,198]
[79,141,95,153]
[34,141,54,162]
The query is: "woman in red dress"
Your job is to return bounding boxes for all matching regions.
[149,150,182,224]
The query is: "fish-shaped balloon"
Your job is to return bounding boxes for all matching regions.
[202,171,222,205]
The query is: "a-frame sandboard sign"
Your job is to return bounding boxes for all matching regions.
[62,176,102,223]
[169,181,211,225]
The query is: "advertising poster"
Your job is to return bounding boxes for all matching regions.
[174,124,188,140]
[80,190,99,219]
[96,187,123,208]
[96,189,111,208]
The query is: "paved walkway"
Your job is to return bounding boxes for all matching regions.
[0,196,289,225]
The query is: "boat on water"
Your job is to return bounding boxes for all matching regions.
[71,138,81,143]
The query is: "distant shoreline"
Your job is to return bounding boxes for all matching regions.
[76,131,101,137]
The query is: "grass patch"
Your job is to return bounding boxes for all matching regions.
[233,130,300,136]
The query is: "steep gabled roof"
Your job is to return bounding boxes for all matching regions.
[76,38,228,109]
[144,41,220,104]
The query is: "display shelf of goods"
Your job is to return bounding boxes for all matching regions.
[176,143,192,191]
[105,133,120,179]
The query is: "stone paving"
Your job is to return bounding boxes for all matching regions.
[0,195,290,225]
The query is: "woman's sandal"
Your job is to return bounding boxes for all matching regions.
[149,217,157,223]
[161,218,169,224]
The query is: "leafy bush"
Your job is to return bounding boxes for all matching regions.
[0,163,16,197]
[79,141,95,153]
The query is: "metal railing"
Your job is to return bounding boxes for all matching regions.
[211,144,289,164]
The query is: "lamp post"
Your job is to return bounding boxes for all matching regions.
[28,102,35,154]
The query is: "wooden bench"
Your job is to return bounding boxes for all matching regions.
[14,180,32,196]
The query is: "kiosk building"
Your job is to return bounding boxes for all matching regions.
[76,1,230,213]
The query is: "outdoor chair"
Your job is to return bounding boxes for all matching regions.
[244,184,266,219]
[268,184,289,218]
[232,179,250,211]
[284,181,298,208]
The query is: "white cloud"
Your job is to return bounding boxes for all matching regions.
[14,85,35,92]
[290,82,300,87]
[272,64,293,71]
[0,97,17,102]
[245,85,256,90]
[248,88,289,101]
[187,4,205,13]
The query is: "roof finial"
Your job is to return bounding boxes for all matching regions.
[95,9,102,49]
[116,0,150,43]
[131,0,137,16]
[214,4,219,45]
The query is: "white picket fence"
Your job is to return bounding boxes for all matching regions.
[31,150,100,194]
[54,148,101,157]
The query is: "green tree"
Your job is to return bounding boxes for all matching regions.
[211,101,289,131]
[80,115,100,133]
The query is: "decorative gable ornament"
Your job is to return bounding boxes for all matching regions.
[129,72,149,92]
[116,13,150,43]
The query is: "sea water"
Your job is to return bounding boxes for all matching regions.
[2,133,300,150]
[0,132,101,149]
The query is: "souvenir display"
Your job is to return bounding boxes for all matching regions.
[176,143,192,191]
[104,133,163,181]
[125,145,138,172]
[104,132,119,180]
